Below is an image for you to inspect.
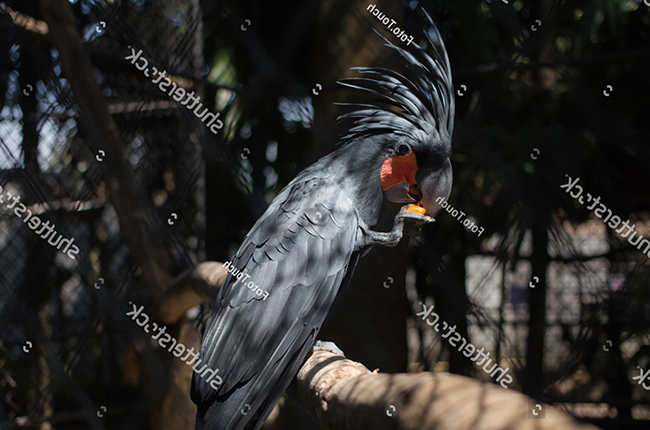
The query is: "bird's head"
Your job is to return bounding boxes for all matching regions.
[337,10,454,219]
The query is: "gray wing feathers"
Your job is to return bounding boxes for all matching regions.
[191,175,358,429]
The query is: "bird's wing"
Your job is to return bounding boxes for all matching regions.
[191,175,358,425]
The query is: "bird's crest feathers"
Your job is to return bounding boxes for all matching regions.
[337,10,454,145]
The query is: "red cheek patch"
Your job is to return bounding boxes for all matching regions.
[380,152,418,191]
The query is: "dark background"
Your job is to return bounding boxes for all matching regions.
[0,0,649,428]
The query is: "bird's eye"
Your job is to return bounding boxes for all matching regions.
[397,144,410,156]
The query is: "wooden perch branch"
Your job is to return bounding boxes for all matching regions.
[292,350,602,430]
[155,262,227,325]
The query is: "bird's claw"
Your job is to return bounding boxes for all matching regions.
[312,340,346,357]
[397,205,435,225]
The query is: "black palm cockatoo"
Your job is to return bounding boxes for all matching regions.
[191,10,454,430]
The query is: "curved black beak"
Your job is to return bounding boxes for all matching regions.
[414,158,453,217]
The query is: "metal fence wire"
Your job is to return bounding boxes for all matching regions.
[0,0,207,426]
[413,220,650,421]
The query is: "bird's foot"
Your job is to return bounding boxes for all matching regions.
[397,204,434,225]
[396,205,434,236]
[313,340,346,358]
[356,205,433,249]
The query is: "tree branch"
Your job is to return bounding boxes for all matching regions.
[292,349,602,430]
[154,262,227,325]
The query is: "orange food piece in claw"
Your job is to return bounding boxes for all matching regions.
[406,204,426,215]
